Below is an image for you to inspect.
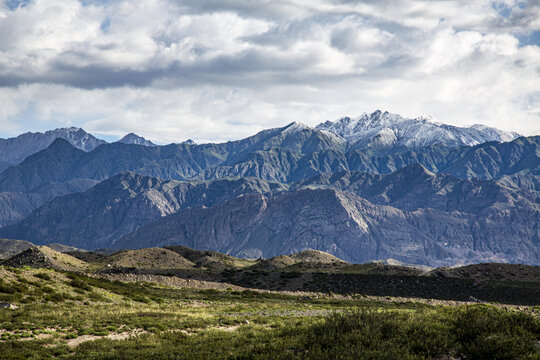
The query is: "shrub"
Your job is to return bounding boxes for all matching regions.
[45,292,65,303]
[452,306,540,360]
[302,307,540,360]
[68,278,92,291]
[34,273,51,281]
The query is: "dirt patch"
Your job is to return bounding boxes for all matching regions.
[213,325,241,332]
[174,325,242,336]
[93,273,245,291]
[66,329,146,348]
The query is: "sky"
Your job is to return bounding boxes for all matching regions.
[0,0,539,144]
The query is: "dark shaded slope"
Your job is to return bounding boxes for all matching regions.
[0,239,34,259]
[0,139,87,193]
[4,163,539,258]
[0,173,286,248]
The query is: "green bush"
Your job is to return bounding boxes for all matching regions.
[302,307,540,360]
[453,306,540,360]
[34,273,51,281]
[68,278,92,291]
[45,292,65,303]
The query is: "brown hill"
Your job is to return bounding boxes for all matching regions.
[165,246,254,270]
[103,248,195,269]
[252,250,346,271]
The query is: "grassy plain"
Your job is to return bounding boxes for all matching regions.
[0,266,538,359]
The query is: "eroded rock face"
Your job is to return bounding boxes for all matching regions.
[117,188,540,267]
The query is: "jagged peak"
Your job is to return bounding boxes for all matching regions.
[282,121,312,133]
[317,110,407,135]
[48,126,83,132]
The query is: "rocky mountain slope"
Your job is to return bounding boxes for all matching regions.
[1,132,536,228]
[116,188,540,266]
[0,128,537,194]
[0,173,286,248]
[4,164,538,254]
[293,163,540,213]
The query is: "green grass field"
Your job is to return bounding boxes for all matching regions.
[0,266,538,359]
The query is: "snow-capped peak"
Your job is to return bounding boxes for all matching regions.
[43,127,106,152]
[282,121,312,135]
[316,110,521,152]
[317,110,408,137]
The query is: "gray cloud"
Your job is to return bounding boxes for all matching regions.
[0,0,538,141]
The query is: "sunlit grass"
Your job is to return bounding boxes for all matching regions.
[0,266,538,359]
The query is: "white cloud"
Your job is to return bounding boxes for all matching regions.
[0,0,538,141]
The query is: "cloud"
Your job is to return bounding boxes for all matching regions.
[0,0,538,142]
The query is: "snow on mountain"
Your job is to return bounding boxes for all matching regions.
[317,110,520,152]
[49,127,107,152]
[0,127,106,166]
[118,133,157,147]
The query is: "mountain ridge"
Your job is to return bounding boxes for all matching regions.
[0,127,106,169]
[317,110,520,153]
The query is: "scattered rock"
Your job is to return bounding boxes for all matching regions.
[0,302,18,310]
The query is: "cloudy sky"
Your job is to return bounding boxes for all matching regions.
[0,0,539,143]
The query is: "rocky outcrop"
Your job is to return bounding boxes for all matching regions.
[1,246,54,268]
[1,246,87,271]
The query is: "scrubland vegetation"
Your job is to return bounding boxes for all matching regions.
[0,266,538,359]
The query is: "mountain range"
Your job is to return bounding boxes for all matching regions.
[0,127,162,172]
[0,111,537,266]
